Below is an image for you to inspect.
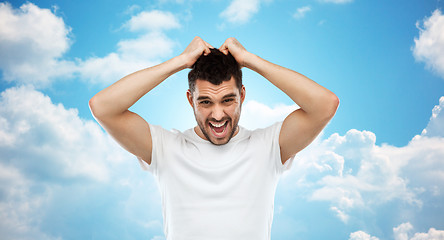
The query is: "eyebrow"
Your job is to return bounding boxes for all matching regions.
[196,93,237,101]
[222,93,237,99]
[197,96,210,101]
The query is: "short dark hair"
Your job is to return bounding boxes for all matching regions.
[188,48,242,93]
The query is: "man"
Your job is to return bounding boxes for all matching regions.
[89,37,339,240]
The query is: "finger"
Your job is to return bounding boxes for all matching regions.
[203,47,211,56]
[199,39,213,56]
[203,40,214,49]
[219,43,229,55]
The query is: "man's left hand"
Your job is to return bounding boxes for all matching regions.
[219,37,250,68]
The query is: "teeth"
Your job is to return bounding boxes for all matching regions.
[210,121,226,128]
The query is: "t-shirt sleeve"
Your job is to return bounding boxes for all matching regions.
[137,123,162,174]
[270,122,294,173]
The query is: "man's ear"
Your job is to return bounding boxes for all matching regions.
[240,85,246,104]
[186,90,194,108]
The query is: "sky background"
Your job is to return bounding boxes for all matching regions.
[1,0,444,239]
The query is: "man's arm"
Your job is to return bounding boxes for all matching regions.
[220,38,339,164]
[89,36,213,164]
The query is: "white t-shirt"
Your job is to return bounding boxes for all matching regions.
[139,122,294,240]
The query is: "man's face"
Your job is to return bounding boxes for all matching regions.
[187,77,245,145]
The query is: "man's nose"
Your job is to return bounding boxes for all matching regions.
[211,104,225,120]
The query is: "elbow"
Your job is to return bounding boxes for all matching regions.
[88,95,103,119]
[327,92,340,118]
[321,92,339,121]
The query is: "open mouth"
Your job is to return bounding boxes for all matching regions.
[209,120,228,138]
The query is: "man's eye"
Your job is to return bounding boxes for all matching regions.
[200,101,211,105]
[223,99,234,103]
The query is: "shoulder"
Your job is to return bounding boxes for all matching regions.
[249,122,283,139]
[238,122,283,147]
[149,124,190,143]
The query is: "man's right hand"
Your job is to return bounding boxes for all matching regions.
[180,36,214,68]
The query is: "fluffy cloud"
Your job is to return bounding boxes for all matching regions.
[393,222,444,240]
[349,231,380,240]
[0,3,180,87]
[351,222,444,240]
[0,3,175,238]
[0,86,132,182]
[410,228,444,240]
[293,6,311,19]
[220,0,351,24]
[295,128,420,216]
[77,10,180,85]
[78,31,176,85]
[220,0,271,24]
[240,98,444,239]
[0,162,57,240]
[239,100,298,130]
[275,96,444,236]
[125,10,180,32]
[0,86,161,239]
[0,2,75,87]
[243,97,443,229]
[394,222,414,240]
[242,96,443,227]
[386,96,444,197]
[421,96,444,137]
[413,9,444,79]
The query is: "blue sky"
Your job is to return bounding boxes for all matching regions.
[1,0,444,239]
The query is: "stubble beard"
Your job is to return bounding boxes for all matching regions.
[196,117,239,145]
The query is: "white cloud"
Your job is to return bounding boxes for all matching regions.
[330,206,350,223]
[77,10,180,85]
[0,2,75,87]
[296,128,421,218]
[381,135,444,198]
[293,6,311,19]
[0,3,180,87]
[0,86,163,239]
[394,222,414,240]
[0,162,56,240]
[0,86,134,239]
[279,96,444,225]
[125,10,180,32]
[0,86,128,182]
[124,4,141,15]
[380,97,444,198]
[78,31,176,85]
[220,0,270,24]
[421,96,444,137]
[351,223,444,240]
[239,99,441,227]
[410,228,444,240]
[393,222,444,240]
[413,9,444,79]
[239,100,298,130]
[219,0,350,25]
[117,31,176,60]
[349,231,380,240]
